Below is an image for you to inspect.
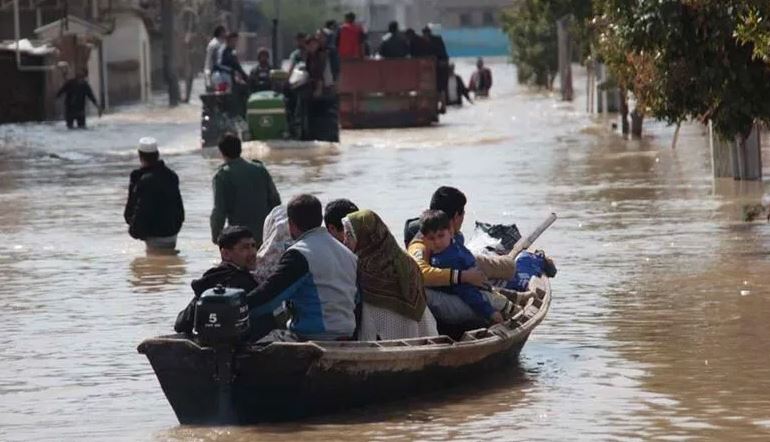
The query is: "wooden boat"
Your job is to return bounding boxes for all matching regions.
[137,276,551,425]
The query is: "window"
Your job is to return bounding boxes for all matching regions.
[459,12,472,27]
[482,11,495,26]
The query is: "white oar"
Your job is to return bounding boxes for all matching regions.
[508,213,557,258]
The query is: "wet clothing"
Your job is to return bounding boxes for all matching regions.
[429,237,496,319]
[249,64,272,92]
[124,161,184,241]
[337,21,365,59]
[470,68,493,96]
[174,262,276,340]
[66,113,86,129]
[210,157,281,246]
[57,78,98,128]
[379,32,410,58]
[247,227,358,341]
[447,73,472,106]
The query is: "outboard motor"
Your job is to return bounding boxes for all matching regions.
[193,285,250,346]
[193,285,250,423]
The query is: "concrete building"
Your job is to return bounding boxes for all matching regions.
[338,0,513,32]
[34,15,109,109]
[101,11,152,104]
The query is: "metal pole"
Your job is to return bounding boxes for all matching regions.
[273,0,282,68]
[161,0,181,106]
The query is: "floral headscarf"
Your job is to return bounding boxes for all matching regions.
[343,209,427,321]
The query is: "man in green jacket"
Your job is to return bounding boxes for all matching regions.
[210,134,281,246]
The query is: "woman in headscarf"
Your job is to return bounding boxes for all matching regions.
[252,205,292,284]
[342,209,437,340]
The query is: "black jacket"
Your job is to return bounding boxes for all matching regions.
[124,161,184,240]
[217,46,248,80]
[57,78,98,114]
[174,262,276,339]
[249,65,272,92]
[427,35,449,61]
[379,33,410,58]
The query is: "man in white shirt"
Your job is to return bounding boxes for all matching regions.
[204,26,226,91]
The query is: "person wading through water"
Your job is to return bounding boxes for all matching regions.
[56,69,101,129]
[124,137,184,252]
[210,134,281,247]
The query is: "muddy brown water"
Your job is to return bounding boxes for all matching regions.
[2,59,770,441]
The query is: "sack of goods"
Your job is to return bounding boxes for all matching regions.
[289,63,309,89]
[506,250,558,291]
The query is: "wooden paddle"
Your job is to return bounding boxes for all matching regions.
[508,212,558,258]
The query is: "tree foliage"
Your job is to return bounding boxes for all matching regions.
[501,0,593,88]
[735,4,770,63]
[594,0,770,140]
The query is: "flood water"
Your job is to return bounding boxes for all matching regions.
[2,59,770,441]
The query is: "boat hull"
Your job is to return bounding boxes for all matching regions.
[138,277,551,424]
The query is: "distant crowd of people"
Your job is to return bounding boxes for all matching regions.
[123,134,551,343]
[201,12,495,124]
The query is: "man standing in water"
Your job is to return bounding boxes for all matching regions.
[56,69,101,129]
[469,57,493,97]
[124,137,185,252]
[210,134,281,247]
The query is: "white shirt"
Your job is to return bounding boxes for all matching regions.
[447,76,459,103]
[204,37,222,73]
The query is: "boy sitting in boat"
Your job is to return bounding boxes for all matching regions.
[419,210,504,325]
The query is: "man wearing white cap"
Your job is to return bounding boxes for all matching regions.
[124,137,185,252]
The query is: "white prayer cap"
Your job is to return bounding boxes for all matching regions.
[138,137,158,153]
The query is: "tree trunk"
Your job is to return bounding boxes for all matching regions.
[556,16,573,101]
[630,108,643,137]
[710,122,762,180]
[161,0,180,107]
[619,87,629,135]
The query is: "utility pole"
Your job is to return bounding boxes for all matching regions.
[161,0,181,106]
[273,0,282,68]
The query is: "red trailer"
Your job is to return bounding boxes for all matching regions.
[338,58,438,129]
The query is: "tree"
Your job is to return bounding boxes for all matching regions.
[501,0,593,89]
[256,0,339,62]
[594,0,770,142]
[735,4,770,63]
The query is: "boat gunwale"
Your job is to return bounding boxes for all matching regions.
[137,276,551,356]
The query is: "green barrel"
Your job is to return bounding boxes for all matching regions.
[247,91,287,140]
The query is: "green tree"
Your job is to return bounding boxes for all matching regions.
[257,0,340,61]
[735,4,770,62]
[501,0,593,88]
[594,0,770,141]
